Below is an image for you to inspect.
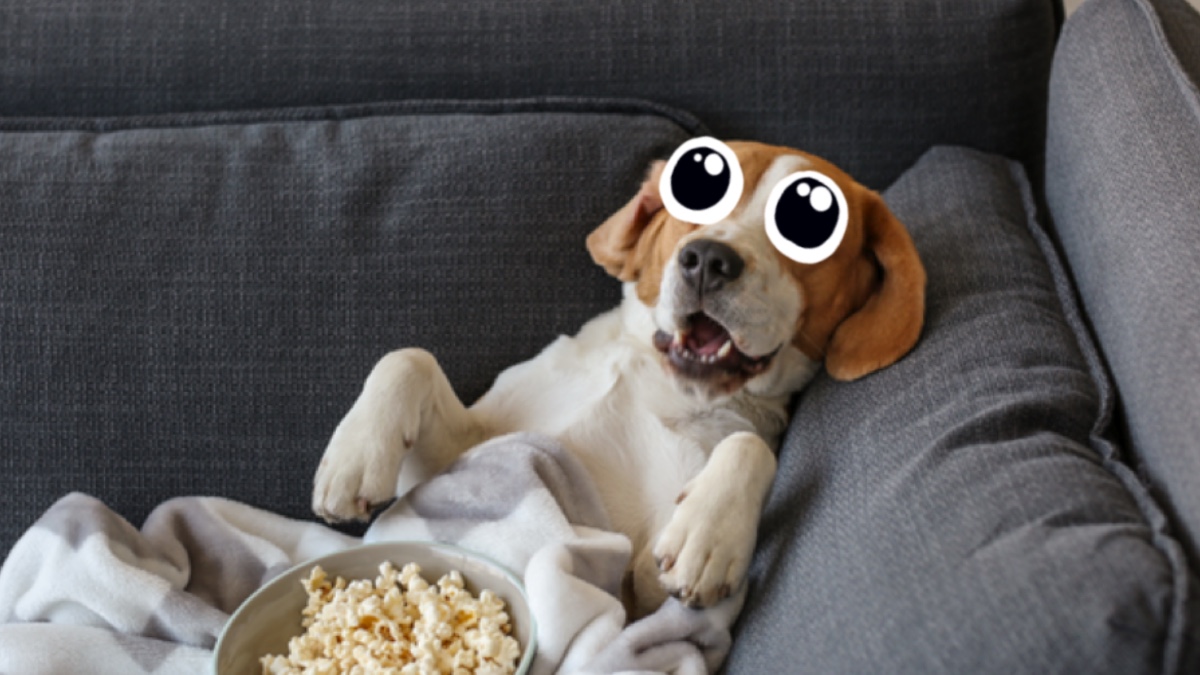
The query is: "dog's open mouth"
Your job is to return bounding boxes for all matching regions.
[653,313,778,380]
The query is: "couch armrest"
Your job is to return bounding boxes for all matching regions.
[1046,0,1200,579]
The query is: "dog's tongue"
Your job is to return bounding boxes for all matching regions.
[686,314,731,356]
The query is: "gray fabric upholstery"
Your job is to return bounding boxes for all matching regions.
[0,101,696,558]
[0,0,1060,189]
[729,147,1198,674]
[8,1,1194,670]
[1045,0,1200,582]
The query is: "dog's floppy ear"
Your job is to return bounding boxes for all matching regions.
[824,189,926,381]
[587,161,666,281]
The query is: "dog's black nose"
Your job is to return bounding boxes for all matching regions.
[678,239,744,295]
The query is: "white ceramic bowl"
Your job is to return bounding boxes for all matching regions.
[212,541,536,674]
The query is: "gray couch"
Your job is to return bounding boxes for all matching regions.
[2,0,1198,671]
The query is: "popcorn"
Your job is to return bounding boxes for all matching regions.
[261,562,521,675]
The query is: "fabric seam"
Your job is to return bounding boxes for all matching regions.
[0,96,709,138]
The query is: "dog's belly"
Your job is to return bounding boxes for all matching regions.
[471,309,720,553]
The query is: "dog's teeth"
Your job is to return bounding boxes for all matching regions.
[674,330,685,346]
[717,340,733,359]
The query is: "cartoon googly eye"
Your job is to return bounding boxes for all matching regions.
[765,170,848,264]
[659,137,745,225]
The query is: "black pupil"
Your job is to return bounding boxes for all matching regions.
[774,178,839,249]
[671,149,730,211]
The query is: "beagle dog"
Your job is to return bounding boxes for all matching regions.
[312,139,926,618]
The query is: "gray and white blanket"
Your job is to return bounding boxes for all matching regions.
[0,433,738,674]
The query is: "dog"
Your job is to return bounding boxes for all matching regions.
[311,139,926,618]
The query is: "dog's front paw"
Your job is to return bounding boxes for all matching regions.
[312,404,408,523]
[653,483,757,608]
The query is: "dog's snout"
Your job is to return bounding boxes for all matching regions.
[678,239,744,295]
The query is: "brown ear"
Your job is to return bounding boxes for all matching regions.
[587,161,665,281]
[824,190,926,381]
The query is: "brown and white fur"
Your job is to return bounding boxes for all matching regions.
[311,141,926,618]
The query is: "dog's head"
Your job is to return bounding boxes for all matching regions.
[587,139,925,396]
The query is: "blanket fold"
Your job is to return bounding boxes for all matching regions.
[0,433,735,674]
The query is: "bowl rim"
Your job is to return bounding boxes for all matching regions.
[212,539,538,675]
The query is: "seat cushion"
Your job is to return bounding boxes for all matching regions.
[1046,0,1200,594]
[0,99,698,559]
[727,147,1197,674]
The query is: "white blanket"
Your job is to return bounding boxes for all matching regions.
[0,433,739,674]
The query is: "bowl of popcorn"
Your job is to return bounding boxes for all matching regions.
[212,541,537,675]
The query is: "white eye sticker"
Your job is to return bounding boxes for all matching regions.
[765,170,848,264]
[659,137,745,225]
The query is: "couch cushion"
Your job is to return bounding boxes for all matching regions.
[0,0,1060,189]
[0,99,698,559]
[726,147,1198,674]
[1045,0,1200,593]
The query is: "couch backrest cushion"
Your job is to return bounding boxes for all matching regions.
[0,0,1060,189]
[0,99,696,558]
[1046,0,1200,575]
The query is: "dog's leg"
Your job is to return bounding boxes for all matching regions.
[312,348,485,523]
[652,431,777,608]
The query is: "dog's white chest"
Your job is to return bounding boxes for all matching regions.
[472,306,752,545]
